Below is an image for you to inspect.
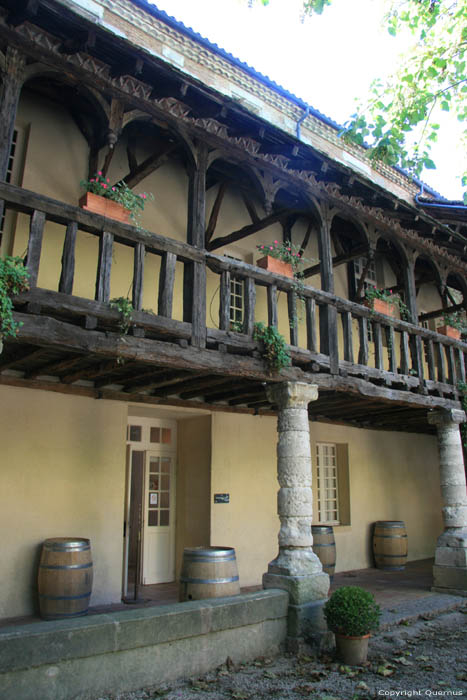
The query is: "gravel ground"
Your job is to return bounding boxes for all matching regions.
[95,607,467,700]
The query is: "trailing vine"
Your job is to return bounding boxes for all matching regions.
[253,321,291,373]
[0,256,30,349]
[110,296,134,336]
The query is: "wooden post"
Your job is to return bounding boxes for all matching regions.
[317,209,338,374]
[184,144,207,347]
[403,256,418,325]
[0,47,26,181]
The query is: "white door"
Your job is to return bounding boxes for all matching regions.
[142,451,176,583]
[126,418,177,585]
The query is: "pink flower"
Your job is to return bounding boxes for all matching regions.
[97,171,102,176]
[106,178,109,183]
[274,240,278,245]
[102,184,107,189]
[112,187,116,191]
[287,247,291,251]
[269,246,273,250]
[90,178,95,183]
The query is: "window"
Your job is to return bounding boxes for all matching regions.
[0,129,18,240]
[225,254,244,329]
[0,126,28,253]
[314,442,350,526]
[354,257,378,342]
[316,443,339,523]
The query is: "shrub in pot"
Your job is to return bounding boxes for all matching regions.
[323,585,381,665]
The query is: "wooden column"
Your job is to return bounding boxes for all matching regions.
[184,145,208,347]
[0,47,26,181]
[403,256,418,325]
[317,209,339,374]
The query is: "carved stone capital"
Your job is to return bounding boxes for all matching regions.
[428,408,466,428]
[266,381,318,410]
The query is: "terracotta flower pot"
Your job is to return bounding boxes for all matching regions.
[335,632,370,665]
[256,255,293,279]
[437,325,461,340]
[79,192,130,223]
[364,298,396,317]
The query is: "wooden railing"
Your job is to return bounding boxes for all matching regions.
[1,182,466,396]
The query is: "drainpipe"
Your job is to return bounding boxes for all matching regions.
[296,105,310,140]
[415,184,466,211]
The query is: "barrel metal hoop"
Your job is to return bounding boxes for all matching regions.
[41,610,89,619]
[180,575,239,584]
[38,592,91,600]
[313,542,335,547]
[374,534,407,539]
[44,542,90,551]
[184,555,236,563]
[375,553,407,558]
[39,563,93,570]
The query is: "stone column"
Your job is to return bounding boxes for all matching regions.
[263,381,330,649]
[428,408,467,596]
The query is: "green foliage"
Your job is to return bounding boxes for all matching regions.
[110,296,134,335]
[253,321,291,372]
[364,286,409,320]
[441,311,467,332]
[256,239,305,273]
[341,0,467,193]
[80,171,153,222]
[0,256,29,342]
[324,586,381,637]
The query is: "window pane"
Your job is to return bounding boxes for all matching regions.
[150,458,160,473]
[129,425,142,441]
[150,427,161,443]
[149,475,159,490]
[161,428,171,444]
[148,510,158,526]
[161,458,171,473]
[161,475,170,490]
[160,510,169,526]
[160,492,169,508]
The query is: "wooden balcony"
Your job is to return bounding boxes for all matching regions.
[1,182,465,433]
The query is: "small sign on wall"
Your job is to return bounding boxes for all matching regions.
[214,493,230,504]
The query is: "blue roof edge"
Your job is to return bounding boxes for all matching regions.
[129,0,443,201]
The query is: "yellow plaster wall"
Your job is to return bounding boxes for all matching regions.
[0,386,127,619]
[176,416,212,577]
[210,412,442,586]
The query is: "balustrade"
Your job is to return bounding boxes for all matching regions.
[1,181,465,398]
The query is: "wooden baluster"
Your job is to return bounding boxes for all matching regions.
[132,242,145,311]
[95,231,113,303]
[158,251,176,318]
[446,345,457,385]
[59,221,78,295]
[358,316,368,366]
[426,339,436,381]
[306,297,317,353]
[457,348,466,384]
[183,262,206,347]
[374,321,383,370]
[26,210,46,287]
[288,290,298,346]
[219,269,231,331]
[400,331,410,375]
[268,284,278,327]
[435,341,446,383]
[320,305,339,374]
[410,335,425,384]
[341,311,353,363]
[243,277,256,336]
[385,326,397,374]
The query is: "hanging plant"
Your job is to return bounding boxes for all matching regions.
[0,256,30,350]
[110,296,134,335]
[253,321,291,373]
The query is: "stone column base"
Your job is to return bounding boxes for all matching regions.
[431,528,467,596]
[263,571,330,650]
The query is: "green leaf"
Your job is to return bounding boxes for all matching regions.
[424,158,436,169]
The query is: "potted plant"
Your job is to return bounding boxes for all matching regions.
[80,172,153,225]
[0,256,30,353]
[437,312,466,341]
[323,585,381,665]
[256,239,306,279]
[364,287,408,319]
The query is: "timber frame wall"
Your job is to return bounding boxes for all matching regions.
[0,0,466,434]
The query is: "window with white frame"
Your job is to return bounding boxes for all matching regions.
[0,129,18,238]
[225,254,244,329]
[354,257,377,290]
[316,442,339,524]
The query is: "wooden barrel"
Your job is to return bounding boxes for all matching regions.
[38,538,93,619]
[373,521,408,570]
[312,526,336,579]
[179,546,240,602]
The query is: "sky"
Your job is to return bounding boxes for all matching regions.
[150,0,465,200]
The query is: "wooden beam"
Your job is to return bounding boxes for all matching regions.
[206,181,227,243]
[304,245,369,278]
[0,47,26,180]
[207,209,289,251]
[122,143,177,189]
